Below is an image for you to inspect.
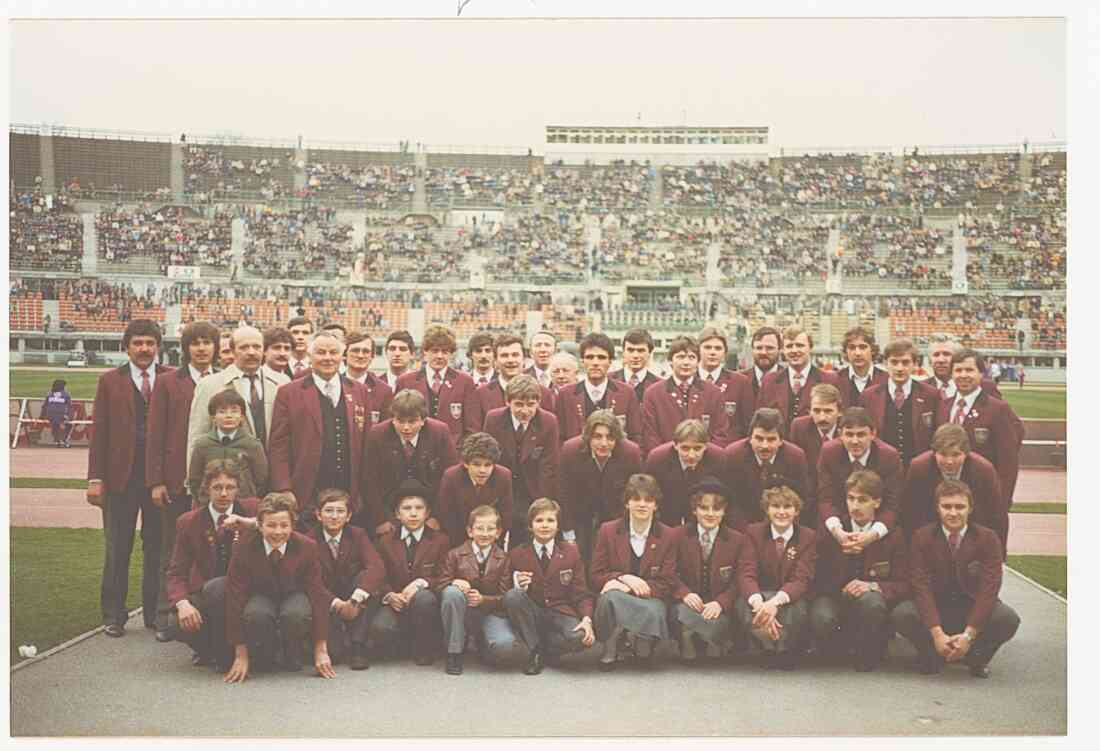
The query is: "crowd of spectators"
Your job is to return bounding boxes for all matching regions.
[426,166,538,208]
[184,145,292,201]
[1025,152,1067,206]
[360,220,466,283]
[962,211,1066,291]
[541,162,653,210]
[56,279,165,332]
[9,190,84,272]
[719,211,831,287]
[95,204,234,271]
[457,212,588,284]
[303,161,415,208]
[241,204,354,280]
[838,213,952,289]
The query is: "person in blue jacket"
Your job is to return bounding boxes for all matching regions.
[43,379,73,447]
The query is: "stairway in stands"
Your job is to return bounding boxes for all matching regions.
[413,151,428,213]
[649,165,663,209]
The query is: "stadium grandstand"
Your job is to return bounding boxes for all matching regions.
[8,123,1065,380]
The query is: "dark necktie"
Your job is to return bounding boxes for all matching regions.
[515,423,527,448]
[403,441,415,461]
[894,385,906,410]
[948,531,961,557]
[328,538,340,560]
[678,381,691,411]
[952,400,967,425]
[247,374,266,443]
[538,545,550,572]
[431,371,443,395]
[405,535,418,570]
[140,371,152,403]
[215,514,229,576]
[775,536,786,564]
[700,529,714,559]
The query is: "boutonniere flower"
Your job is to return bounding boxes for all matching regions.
[969,410,979,419]
[786,546,798,561]
[444,380,452,390]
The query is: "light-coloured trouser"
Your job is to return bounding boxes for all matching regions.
[674,602,734,649]
[440,585,524,664]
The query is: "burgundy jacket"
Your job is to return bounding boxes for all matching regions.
[299,367,394,429]
[589,518,678,600]
[908,522,1004,631]
[610,369,663,405]
[817,438,902,532]
[554,379,643,446]
[165,497,258,605]
[268,375,370,520]
[359,418,459,531]
[936,390,1023,504]
[374,524,451,595]
[145,365,203,496]
[861,379,942,466]
[506,540,594,619]
[88,363,173,493]
[483,406,560,502]
[903,450,1007,550]
[738,365,783,416]
[669,523,755,613]
[758,365,842,426]
[644,441,728,527]
[306,524,387,600]
[814,519,910,605]
[397,367,477,445]
[723,438,812,532]
[435,463,515,548]
[788,416,837,510]
[741,522,818,604]
[834,365,889,409]
[700,367,755,441]
[225,531,329,646]
[463,377,557,436]
[435,542,511,614]
[641,375,732,455]
[559,436,643,528]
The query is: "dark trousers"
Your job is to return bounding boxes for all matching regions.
[369,589,442,658]
[734,591,810,653]
[171,576,229,665]
[891,596,1020,669]
[510,486,533,548]
[502,589,586,657]
[155,492,192,631]
[328,598,382,663]
[100,464,162,627]
[574,514,598,562]
[810,591,892,666]
[242,591,313,669]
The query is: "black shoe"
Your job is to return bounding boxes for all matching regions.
[524,650,545,675]
[775,651,798,671]
[968,662,991,679]
[543,652,562,668]
[854,657,877,673]
[597,659,616,673]
[445,654,463,675]
[155,629,173,643]
[350,645,371,671]
[144,620,156,630]
[918,655,944,675]
[104,624,125,638]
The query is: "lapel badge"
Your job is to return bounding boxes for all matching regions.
[973,427,990,446]
[921,411,933,428]
[701,414,711,428]
[354,404,366,431]
[616,414,627,429]
[450,402,463,420]
[559,568,573,585]
[370,410,380,423]
[724,401,737,416]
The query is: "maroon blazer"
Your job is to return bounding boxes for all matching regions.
[903,450,1007,549]
[926,376,1004,401]
[644,441,728,527]
[936,390,1023,504]
[554,379,643,446]
[788,416,836,506]
[722,439,811,532]
[225,531,329,646]
[835,365,889,408]
[506,541,594,619]
[145,365,203,496]
[669,523,755,613]
[702,368,755,441]
[814,519,910,605]
[861,379,942,465]
[268,375,370,520]
[908,522,1004,631]
[758,365,842,426]
[483,407,560,503]
[165,497,258,605]
[738,365,782,411]
[559,436,643,528]
[463,377,557,436]
[610,369,663,405]
[589,518,678,599]
[88,362,173,492]
[435,542,511,614]
[294,368,394,430]
[641,376,732,456]
[360,418,459,531]
[817,438,902,532]
[435,463,515,548]
[741,522,817,604]
[374,524,451,595]
[397,367,477,445]
[307,524,386,601]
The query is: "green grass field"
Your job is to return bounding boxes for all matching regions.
[1007,555,1067,598]
[1001,388,1067,420]
[1009,502,1067,515]
[10,527,144,663]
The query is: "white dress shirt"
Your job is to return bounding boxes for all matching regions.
[129,361,156,394]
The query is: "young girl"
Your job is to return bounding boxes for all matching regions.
[589,474,678,671]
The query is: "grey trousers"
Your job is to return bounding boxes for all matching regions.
[327,597,382,663]
[810,591,892,663]
[734,591,810,653]
[369,588,442,657]
[242,591,312,668]
[673,602,735,649]
[440,586,523,664]
[502,589,587,656]
[100,466,162,627]
[891,596,1020,668]
[170,576,229,664]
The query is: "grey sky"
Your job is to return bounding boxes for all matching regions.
[9,14,1066,150]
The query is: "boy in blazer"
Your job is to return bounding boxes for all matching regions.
[810,470,910,672]
[644,418,727,528]
[723,408,812,530]
[891,479,1020,678]
[860,338,941,468]
[610,328,663,403]
[436,432,515,548]
[669,476,754,662]
[188,389,268,502]
[463,334,557,435]
[834,326,889,408]
[223,492,335,682]
[165,458,257,671]
[788,383,842,518]
[555,332,643,446]
[307,488,385,671]
[503,498,596,675]
[697,326,755,441]
[642,335,732,455]
[369,480,451,666]
[342,331,395,428]
[758,324,841,428]
[736,485,818,670]
[397,324,477,445]
[435,505,519,675]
